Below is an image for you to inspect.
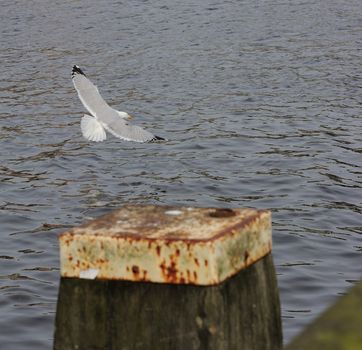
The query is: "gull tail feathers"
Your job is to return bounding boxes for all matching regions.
[81,115,107,142]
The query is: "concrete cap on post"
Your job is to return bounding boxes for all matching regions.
[59,205,272,285]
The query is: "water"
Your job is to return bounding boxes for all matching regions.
[1,0,361,348]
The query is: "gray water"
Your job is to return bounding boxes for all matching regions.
[1,0,362,348]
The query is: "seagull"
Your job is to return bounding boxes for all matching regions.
[71,65,165,143]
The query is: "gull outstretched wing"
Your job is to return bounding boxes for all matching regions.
[102,115,160,143]
[72,65,115,119]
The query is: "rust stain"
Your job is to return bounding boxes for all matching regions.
[159,260,179,283]
[59,205,269,243]
[244,250,249,263]
[208,208,236,218]
[132,265,140,276]
[79,227,257,244]
[204,259,208,267]
[167,262,177,281]
[194,258,199,267]
[213,213,262,241]
[156,245,161,256]
[193,271,198,281]
[159,260,166,279]
[180,271,184,280]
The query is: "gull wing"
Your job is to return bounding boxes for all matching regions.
[100,115,157,143]
[72,65,116,119]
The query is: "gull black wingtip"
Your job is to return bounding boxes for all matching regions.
[72,65,86,78]
[150,135,167,143]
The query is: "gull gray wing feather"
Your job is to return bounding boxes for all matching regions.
[72,66,116,120]
[101,114,156,143]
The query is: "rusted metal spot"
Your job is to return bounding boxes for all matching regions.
[159,260,167,280]
[132,265,139,275]
[193,271,198,281]
[96,258,107,264]
[167,262,177,279]
[208,208,236,218]
[160,260,179,283]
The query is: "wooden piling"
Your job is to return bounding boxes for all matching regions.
[54,205,282,350]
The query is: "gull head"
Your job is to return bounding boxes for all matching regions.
[117,111,133,120]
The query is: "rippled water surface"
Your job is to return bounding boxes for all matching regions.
[1,0,362,348]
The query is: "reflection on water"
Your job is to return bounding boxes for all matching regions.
[1,0,362,349]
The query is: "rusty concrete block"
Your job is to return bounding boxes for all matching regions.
[59,205,272,285]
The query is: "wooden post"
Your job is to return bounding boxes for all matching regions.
[54,205,282,350]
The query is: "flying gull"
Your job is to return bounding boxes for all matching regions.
[71,65,165,143]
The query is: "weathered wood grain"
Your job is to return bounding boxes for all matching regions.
[54,253,282,350]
